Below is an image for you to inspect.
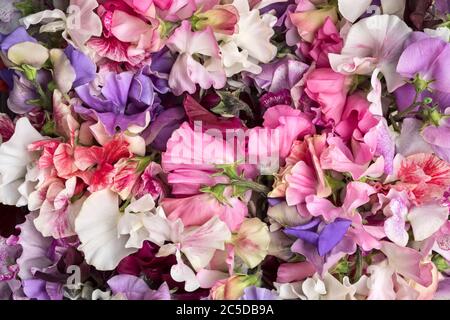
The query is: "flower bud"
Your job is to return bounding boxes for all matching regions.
[210,274,259,300]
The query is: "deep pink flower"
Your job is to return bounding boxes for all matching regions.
[300,17,343,68]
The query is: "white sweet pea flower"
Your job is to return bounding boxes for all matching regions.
[217,0,277,76]
[117,194,171,249]
[275,273,368,300]
[155,216,231,292]
[329,15,412,93]
[0,117,44,207]
[75,190,172,271]
[75,190,138,271]
[21,0,102,52]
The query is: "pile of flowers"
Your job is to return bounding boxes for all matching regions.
[0,0,449,300]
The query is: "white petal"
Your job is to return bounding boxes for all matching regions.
[8,42,49,68]
[75,189,137,270]
[49,49,76,94]
[408,204,448,241]
[338,0,372,23]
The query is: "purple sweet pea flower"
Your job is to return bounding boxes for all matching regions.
[64,45,96,88]
[247,57,308,93]
[0,27,37,54]
[422,108,450,162]
[284,217,352,257]
[16,213,88,300]
[75,71,161,135]
[240,286,278,300]
[107,274,170,300]
[396,34,450,111]
[7,71,51,114]
[291,234,356,276]
[7,74,39,114]
[148,48,174,94]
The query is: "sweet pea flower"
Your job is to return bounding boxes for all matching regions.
[0,235,21,299]
[248,56,309,93]
[21,0,102,52]
[320,134,385,180]
[156,0,214,22]
[380,241,433,288]
[166,20,226,95]
[31,177,87,239]
[329,15,412,93]
[231,218,270,268]
[216,0,277,77]
[0,28,49,70]
[285,217,352,257]
[300,17,343,68]
[17,212,85,300]
[305,68,352,124]
[155,215,231,292]
[278,134,331,207]
[335,93,379,142]
[75,71,159,135]
[394,153,450,204]
[304,182,385,252]
[210,274,259,300]
[0,117,44,207]
[75,189,142,270]
[191,4,239,35]
[395,35,450,111]
[161,187,249,232]
[248,105,315,175]
[88,1,163,67]
[289,4,338,43]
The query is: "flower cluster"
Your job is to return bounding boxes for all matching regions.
[0,0,449,300]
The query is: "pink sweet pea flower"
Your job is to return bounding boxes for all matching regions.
[320,135,385,180]
[285,135,330,207]
[88,1,162,67]
[74,137,132,192]
[395,153,450,204]
[32,177,86,239]
[161,186,249,231]
[192,4,239,35]
[300,17,343,68]
[335,93,379,141]
[289,5,338,43]
[167,20,226,95]
[305,68,352,124]
[248,105,315,175]
[380,241,433,288]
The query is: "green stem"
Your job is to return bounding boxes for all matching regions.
[231,180,270,195]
